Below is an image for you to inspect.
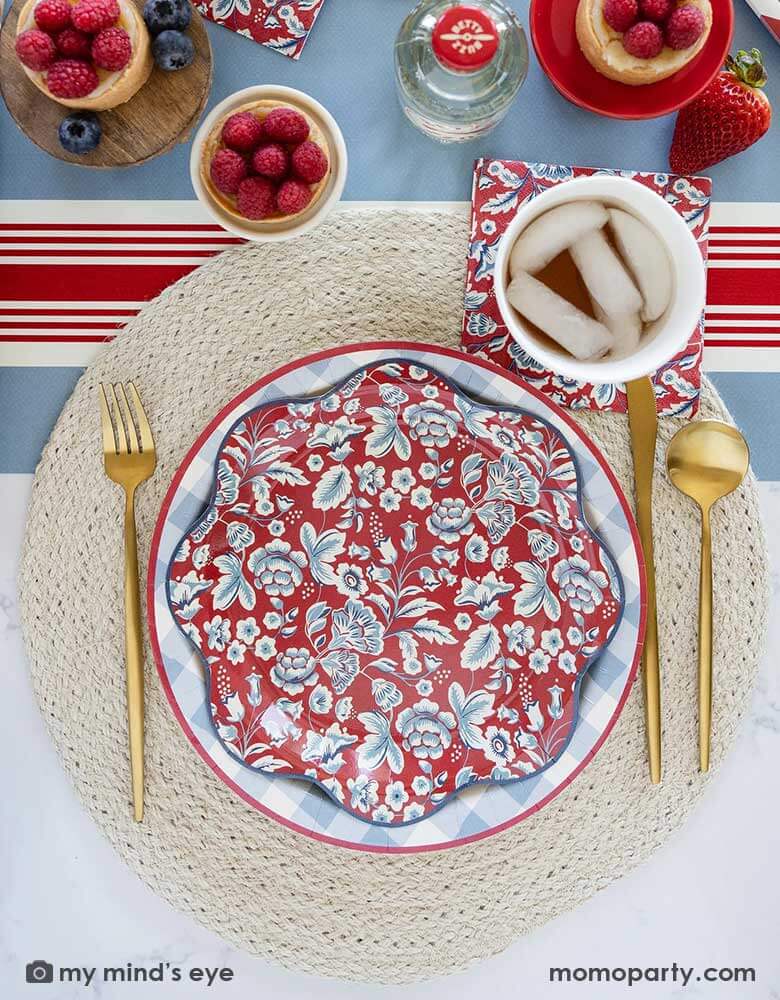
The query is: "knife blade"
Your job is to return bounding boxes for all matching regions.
[626,376,661,784]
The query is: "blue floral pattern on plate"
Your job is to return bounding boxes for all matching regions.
[166,360,625,826]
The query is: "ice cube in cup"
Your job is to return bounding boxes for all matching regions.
[608,209,673,322]
[570,227,643,318]
[592,301,642,358]
[507,271,613,361]
[509,201,608,275]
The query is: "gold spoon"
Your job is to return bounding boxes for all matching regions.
[666,421,750,771]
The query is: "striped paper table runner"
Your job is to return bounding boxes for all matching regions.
[1,201,779,371]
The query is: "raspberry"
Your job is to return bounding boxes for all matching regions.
[15,29,57,71]
[221,112,263,152]
[251,143,288,179]
[55,27,92,58]
[603,0,638,32]
[665,5,705,49]
[622,20,664,58]
[277,179,313,216]
[638,0,673,20]
[34,0,72,32]
[237,177,277,220]
[209,149,247,195]
[46,58,99,97]
[262,107,309,144]
[71,0,120,34]
[91,26,131,69]
[291,140,328,184]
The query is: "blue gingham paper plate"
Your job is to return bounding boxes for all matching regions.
[149,342,645,853]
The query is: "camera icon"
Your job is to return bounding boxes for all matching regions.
[26,961,54,984]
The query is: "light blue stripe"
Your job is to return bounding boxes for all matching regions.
[2,368,778,478]
[709,372,780,481]
[0,2,777,202]
[0,367,81,474]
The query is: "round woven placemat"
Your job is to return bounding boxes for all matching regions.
[19,209,768,984]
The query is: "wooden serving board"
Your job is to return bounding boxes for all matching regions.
[0,0,212,167]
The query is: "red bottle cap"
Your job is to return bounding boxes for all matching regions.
[432,5,500,72]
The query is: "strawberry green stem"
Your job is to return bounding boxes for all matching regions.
[725,49,768,89]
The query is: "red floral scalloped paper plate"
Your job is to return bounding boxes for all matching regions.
[167,359,624,826]
[530,0,734,120]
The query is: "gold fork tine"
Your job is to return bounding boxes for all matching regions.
[117,383,140,455]
[99,383,118,455]
[106,383,130,454]
[128,381,154,454]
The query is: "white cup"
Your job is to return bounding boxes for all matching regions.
[493,174,706,383]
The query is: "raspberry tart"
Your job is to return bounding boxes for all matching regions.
[15,0,152,110]
[200,101,331,225]
[576,0,712,85]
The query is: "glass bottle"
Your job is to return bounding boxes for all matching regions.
[394,0,529,143]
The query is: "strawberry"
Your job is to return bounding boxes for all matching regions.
[669,49,772,174]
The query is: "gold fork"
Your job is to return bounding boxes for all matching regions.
[99,382,157,822]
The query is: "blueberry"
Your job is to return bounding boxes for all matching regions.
[58,112,101,154]
[143,0,191,34]
[152,29,195,71]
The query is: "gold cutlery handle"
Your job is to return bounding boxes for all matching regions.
[698,507,713,772]
[123,489,145,821]
[637,521,661,785]
[626,377,661,784]
[665,420,750,773]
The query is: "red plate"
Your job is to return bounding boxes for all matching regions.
[530,0,734,120]
[166,359,624,826]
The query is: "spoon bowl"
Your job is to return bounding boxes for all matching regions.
[666,420,750,772]
[667,421,750,512]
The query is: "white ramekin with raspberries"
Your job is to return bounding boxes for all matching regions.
[191,86,348,242]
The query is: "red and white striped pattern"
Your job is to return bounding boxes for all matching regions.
[1,200,779,370]
[704,202,780,371]
[743,1,780,46]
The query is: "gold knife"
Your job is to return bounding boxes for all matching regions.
[626,376,661,784]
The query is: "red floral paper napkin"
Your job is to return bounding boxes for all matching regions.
[195,0,328,59]
[461,159,712,417]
